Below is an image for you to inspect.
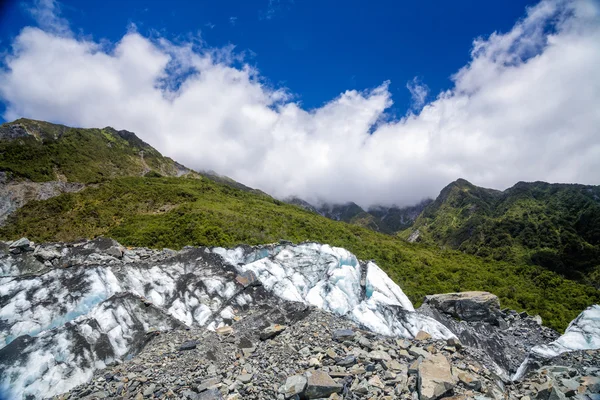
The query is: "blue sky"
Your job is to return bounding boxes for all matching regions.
[0,0,598,207]
[0,0,539,118]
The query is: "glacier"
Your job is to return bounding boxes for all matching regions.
[512,304,600,381]
[0,237,598,399]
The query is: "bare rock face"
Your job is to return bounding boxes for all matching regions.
[422,291,501,323]
[0,180,85,225]
[417,353,455,400]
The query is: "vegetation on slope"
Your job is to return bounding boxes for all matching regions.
[2,175,598,332]
[0,118,185,183]
[403,179,600,287]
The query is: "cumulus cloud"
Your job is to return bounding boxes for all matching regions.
[1,0,599,207]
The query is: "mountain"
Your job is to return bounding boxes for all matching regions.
[403,179,600,287]
[0,118,193,183]
[284,198,433,235]
[0,119,598,333]
[1,238,599,399]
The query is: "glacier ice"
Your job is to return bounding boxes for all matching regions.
[512,304,600,381]
[225,243,454,340]
[530,304,600,358]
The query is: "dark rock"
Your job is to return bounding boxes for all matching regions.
[422,291,501,323]
[178,340,198,351]
[332,329,355,341]
[259,324,287,340]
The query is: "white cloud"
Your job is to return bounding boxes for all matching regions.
[1,0,599,207]
[25,0,70,35]
[406,77,429,110]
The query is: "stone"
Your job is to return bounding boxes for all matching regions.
[368,375,385,389]
[337,355,357,367]
[326,348,337,359]
[304,370,343,399]
[105,245,123,259]
[457,371,482,391]
[283,375,307,399]
[9,237,33,253]
[409,346,430,359]
[197,388,224,400]
[235,270,260,287]
[415,331,432,341]
[178,340,198,351]
[423,291,501,322]
[197,377,221,392]
[408,357,423,375]
[332,329,355,341]
[580,376,600,393]
[446,337,462,349]
[260,324,287,340]
[369,350,391,361]
[143,384,156,396]
[418,353,455,400]
[216,326,233,335]
[237,373,253,384]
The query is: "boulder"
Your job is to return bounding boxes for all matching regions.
[418,353,455,400]
[178,340,197,351]
[282,375,307,399]
[332,329,355,341]
[422,291,501,322]
[9,237,33,253]
[304,370,342,399]
[260,324,287,340]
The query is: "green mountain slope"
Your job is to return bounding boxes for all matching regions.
[403,179,600,287]
[0,118,190,183]
[2,175,598,331]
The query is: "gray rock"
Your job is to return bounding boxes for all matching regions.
[237,373,253,384]
[260,324,287,340]
[423,291,501,322]
[178,340,198,351]
[332,329,355,341]
[304,370,342,399]
[197,377,221,392]
[336,355,357,367]
[282,375,307,399]
[418,353,455,400]
[197,389,224,400]
[9,237,33,253]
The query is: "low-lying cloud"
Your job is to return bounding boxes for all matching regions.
[1,0,599,207]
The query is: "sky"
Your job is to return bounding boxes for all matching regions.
[0,0,599,207]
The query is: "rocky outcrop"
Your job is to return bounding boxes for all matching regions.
[0,180,85,224]
[419,294,558,376]
[422,291,501,323]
